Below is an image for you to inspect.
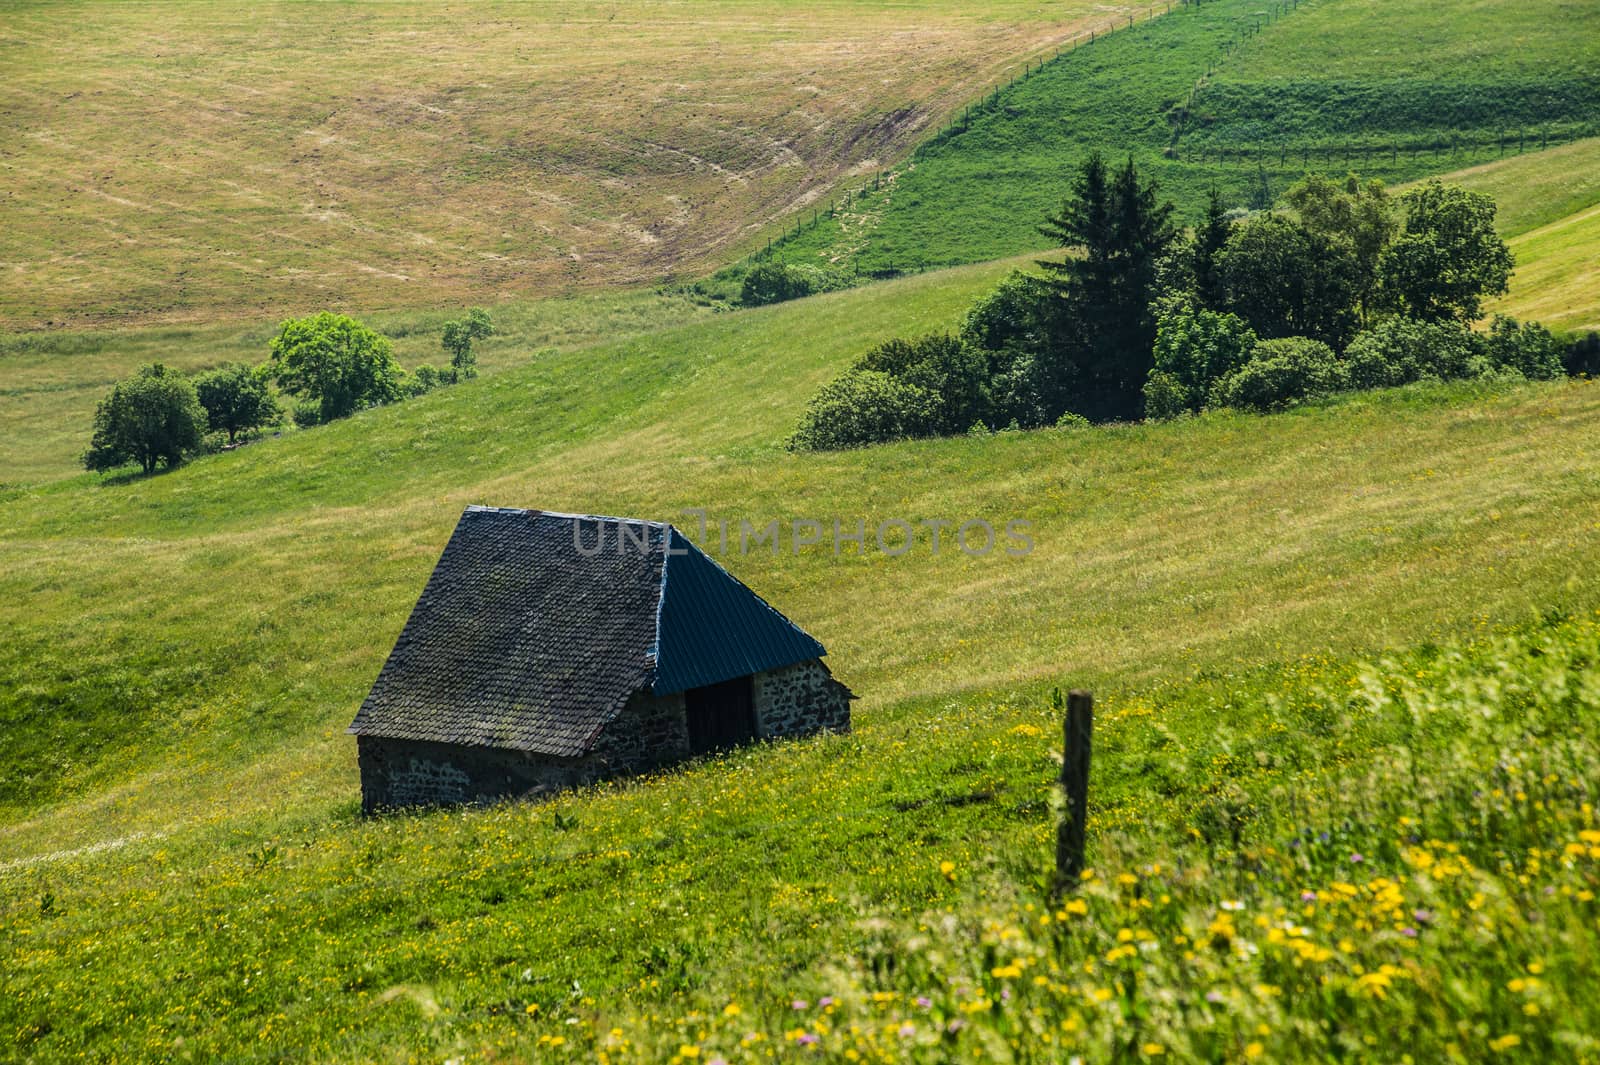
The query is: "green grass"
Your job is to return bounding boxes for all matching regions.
[770,0,1600,274]
[1495,203,1600,335]
[0,287,719,488]
[0,0,1129,329]
[1420,136,1600,237]
[2,256,1600,1059]
[1417,138,1600,335]
[8,615,1600,1062]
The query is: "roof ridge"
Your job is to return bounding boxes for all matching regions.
[465,504,670,530]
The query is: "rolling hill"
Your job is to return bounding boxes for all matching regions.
[3,260,1599,1059]
[0,0,1129,329]
[770,0,1600,273]
[1432,137,1600,333]
[6,0,1600,1059]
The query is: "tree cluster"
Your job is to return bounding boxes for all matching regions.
[791,158,1569,451]
[85,308,494,476]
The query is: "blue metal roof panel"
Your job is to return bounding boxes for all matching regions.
[650,528,826,695]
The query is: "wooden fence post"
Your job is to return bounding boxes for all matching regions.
[1054,690,1094,893]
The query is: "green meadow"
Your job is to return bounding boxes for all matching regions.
[769,0,1600,273]
[5,0,1600,1060]
[4,258,1600,1059]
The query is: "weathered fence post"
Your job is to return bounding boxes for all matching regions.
[1054,690,1094,893]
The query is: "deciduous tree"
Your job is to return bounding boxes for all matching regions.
[1379,181,1513,323]
[267,312,406,424]
[440,307,495,381]
[83,363,206,475]
[193,362,282,444]
[1217,213,1363,350]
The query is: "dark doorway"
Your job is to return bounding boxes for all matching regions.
[685,675,756,754]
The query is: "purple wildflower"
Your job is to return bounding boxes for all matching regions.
[792,1000,809,1011]
[915,996,932,1009]
[798,1032,818,1046]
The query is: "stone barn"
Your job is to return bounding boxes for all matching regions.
[348,506,853,812]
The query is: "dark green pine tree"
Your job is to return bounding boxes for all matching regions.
[1193,187,1232,311]
[1037,154,1177,420]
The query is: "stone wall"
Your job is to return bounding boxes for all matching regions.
[592,688,691,773]
[356,735,598,813]
[357,665,850,813]
[754,658,852,739]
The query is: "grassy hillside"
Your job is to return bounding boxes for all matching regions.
[1427,138,1600,334]
[1495,204,1600,334]
[0,0,1127,329]
[771,0,1600,273]
[2,258,1600,1058]
[0,287,715,488]
[1428,136,1600,236]
[9,614,1598,1061]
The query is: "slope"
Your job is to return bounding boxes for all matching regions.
[771,0,1600,273]
[0,0,1128,329]
[1495,204,1600,334]
[1425,137,1600,333]
[1,258,1599,1059]
[4,256,1599,842]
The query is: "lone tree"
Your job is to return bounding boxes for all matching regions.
[267,312,406,424]
[1380,180,1514,323]
[193,362,282,444]
[440,307,494,382]
[83,363,207,475]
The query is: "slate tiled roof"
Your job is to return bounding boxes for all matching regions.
[348,506,827,757]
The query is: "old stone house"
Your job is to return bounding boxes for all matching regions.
[348,506,853,812]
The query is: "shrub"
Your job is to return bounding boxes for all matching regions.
[856,334,991,436]
[1211,337,1349,413]
[1481,316,1564,381]
[83,363,208,475]
[291,401,323,429]
[1146,305,1257,418]
[408,364,450,397]
[1142,370,1191,421]
[1566,331,1600,377]
[787,369,934,451]
[739,262,849,307]
[1342,316,1480,389]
